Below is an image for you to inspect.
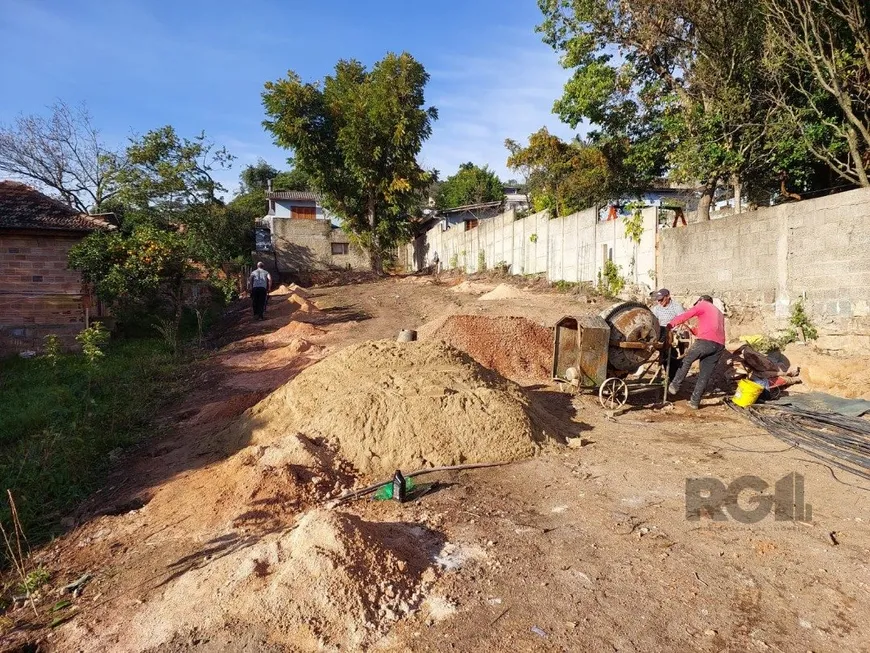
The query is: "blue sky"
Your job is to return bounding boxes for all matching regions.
[0,0,580,196]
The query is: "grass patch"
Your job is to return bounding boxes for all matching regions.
[0,337,184,550]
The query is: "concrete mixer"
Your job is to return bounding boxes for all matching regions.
[552,302,671,408]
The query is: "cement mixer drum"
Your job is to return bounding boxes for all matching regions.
[599,302,660,372]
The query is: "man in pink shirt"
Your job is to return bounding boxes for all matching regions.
[667,295,726,409]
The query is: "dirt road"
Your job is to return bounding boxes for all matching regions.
[8,275,870,652]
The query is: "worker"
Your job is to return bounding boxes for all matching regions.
[248,262,272,321]
[651,289,684,381]
[667,294,726,409]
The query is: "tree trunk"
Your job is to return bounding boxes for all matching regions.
[367,199,381,274]
[697,176,718,221]
[732,175,742,215]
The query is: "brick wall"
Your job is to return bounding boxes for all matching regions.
[0,231,90,355]
[659,187,870,352]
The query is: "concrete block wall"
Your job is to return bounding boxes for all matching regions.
[659,187,870,351]
[408,207,658,290]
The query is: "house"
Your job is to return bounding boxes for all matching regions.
[0,181,115,355]
[503,184,530,212]
[255,190,368,274]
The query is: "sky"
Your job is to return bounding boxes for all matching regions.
[0,0,581,197]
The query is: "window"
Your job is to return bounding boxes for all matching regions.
[293,206,317,220]
[331,242,349,255]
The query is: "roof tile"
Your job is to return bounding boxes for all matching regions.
[0,181,115,232]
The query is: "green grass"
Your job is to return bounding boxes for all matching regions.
[0,337,184,549]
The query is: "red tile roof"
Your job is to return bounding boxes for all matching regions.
[0,181,116,232]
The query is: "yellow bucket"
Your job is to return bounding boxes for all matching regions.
[732,379,764,407]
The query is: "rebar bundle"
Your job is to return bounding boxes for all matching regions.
[728,402,870,482]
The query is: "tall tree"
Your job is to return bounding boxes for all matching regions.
[273,166,314,191]
[436,162,503,208]
[0,101,125,213]
[239,159,278,193]
[764,0,870,187]
[538,0,772,219]
[506,128,615,217]
[262,52,438,271]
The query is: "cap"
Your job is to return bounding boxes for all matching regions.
[654,288,670,300]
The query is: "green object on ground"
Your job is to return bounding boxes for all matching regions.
[373,477,416,501]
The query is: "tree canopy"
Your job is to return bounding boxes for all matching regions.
[69,126,245,333]
[436,162,503,209]
[535,0,869,218]
[262,51,437,270]
[506,129,616,217]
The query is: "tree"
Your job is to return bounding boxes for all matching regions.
[114,126,233,229]
[70,127,245,337]
[506,128,615,217]
[0,101,125,213]
[239,159,278,193]
[436,162,503,209]
[262,52,438,271]
[69,225,194,346]
[273,166,314,191]
[538,0,773,219]
[764,0,870,187]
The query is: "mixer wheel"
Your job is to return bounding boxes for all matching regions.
[599,377,629,409]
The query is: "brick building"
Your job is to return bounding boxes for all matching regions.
[0,181,115,355]
[256,190,369,276]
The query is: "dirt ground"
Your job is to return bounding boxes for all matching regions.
[4,273,870,652]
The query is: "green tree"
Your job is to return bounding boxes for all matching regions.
[436,162,503,208]
[763,0,870,187]
[239,159,278,193]
[262,52,438,271]
[538,0,773,219]
[70,127,246,332]
[273,166,314,191]
[69,225,194,332]
[506,128,615,217]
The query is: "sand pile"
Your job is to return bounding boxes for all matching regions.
[233,340,544,476]
[451,280,495,294]
[785,347,870,399]
[127,509,438,651]
[478,283,526,301]
[427,315,553,383]
[264,320,327,344]
[289,292,321,314]
[219,339,323,371]
[138,434,355,537]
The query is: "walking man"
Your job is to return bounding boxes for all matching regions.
[667,295,726,409]
[248,262,272,320]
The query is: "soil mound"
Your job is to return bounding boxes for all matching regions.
[219,339,321,371]
[478,283,526,301]
[451,280,494,295]
[428,315,553,383]
[264,321,327,343]
[128,509,438,652]
[138,434,354,536]
[233,340,544,476]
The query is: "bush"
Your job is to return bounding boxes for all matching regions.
[597,260,626,296]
